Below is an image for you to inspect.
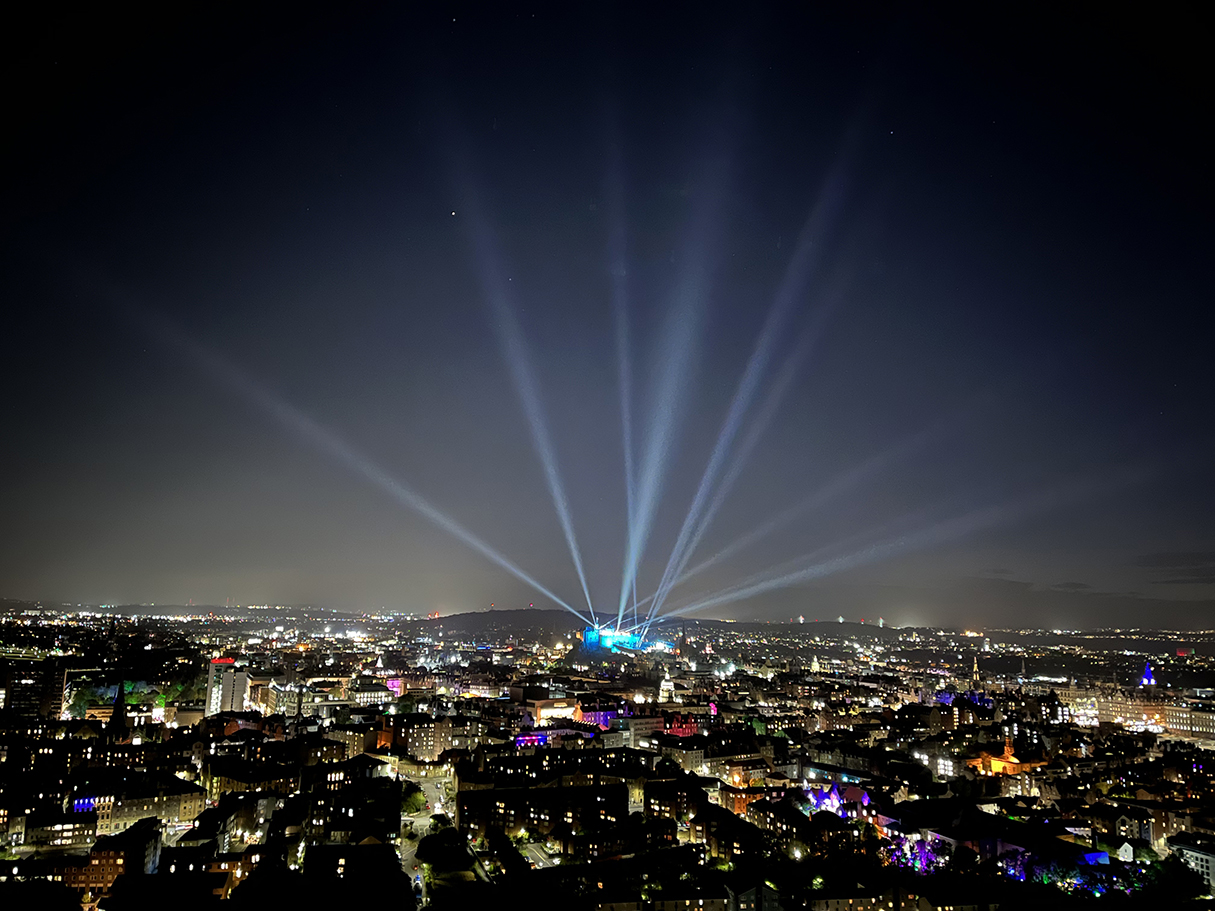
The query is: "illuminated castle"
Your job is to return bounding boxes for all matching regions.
[583,626,643,652]
[582,625,672,653]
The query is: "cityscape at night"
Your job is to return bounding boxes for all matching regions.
[1,4,1211,910]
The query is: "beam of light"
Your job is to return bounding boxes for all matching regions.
[462,194,597,624]
[642,314,798,624]
[657,465,1151,621]
[615,154,729,628]
[642,395,985,619]
[638,504,946,640]
[633,584,652,614]
[666,420,943,595]
[139,311,593,626]
[642,305,824,624]
[617,278,699,626]
[607,143,638,630]
[643,172,848,625]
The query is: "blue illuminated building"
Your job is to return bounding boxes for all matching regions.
[583,626,643,651]
[1140,660,1156,687]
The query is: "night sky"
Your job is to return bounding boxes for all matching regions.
[2,5,1211,629]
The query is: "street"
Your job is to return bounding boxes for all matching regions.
[399,775,454,906]
[521,842,556,868]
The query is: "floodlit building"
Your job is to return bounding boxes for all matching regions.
[205,658,248,717]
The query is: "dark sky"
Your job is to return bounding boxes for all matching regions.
[2,4,1212,629]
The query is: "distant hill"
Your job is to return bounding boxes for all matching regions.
[402,608,592,639]
[397,609,916,643]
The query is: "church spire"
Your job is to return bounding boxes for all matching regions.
[1140,660,1156,687]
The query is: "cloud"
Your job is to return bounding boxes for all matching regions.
[986,567,1012,576]
[1051,581,1091,591]
[1137,552,1215,585]
[1137,551,1215,568]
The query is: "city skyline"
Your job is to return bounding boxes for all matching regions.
[2,7,1211,629]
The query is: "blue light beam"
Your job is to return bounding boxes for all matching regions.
[144,312,593,626]
[644,174,848,624]
[463,195,597,623]
[608,145,639,629]
[668,421,942,593]
[658,466,1150,620]
[615,154,730,628]
[638,505,947,639]
[643,312,821,624]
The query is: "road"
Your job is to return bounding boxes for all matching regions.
[420,777,450,817]
[521,842,556,868]
[399,775,453,906]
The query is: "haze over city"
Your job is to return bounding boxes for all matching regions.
[2,5,1210,632]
